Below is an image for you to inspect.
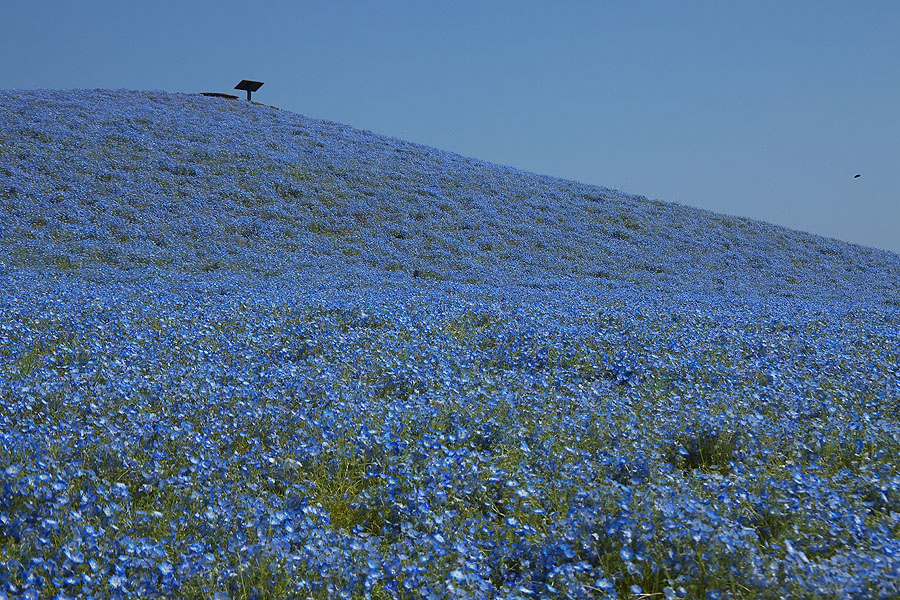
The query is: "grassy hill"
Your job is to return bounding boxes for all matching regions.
[1,89,899,599]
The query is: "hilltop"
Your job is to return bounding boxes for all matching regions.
[2,88,898,306]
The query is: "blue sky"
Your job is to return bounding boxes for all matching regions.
[4,1,898,254]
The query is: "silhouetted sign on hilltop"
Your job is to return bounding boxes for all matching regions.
[234,80,264,101]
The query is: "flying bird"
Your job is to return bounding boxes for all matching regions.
[854,174,861,178]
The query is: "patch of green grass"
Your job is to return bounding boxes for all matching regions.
[306,220,345,236]
[15,341,55,378]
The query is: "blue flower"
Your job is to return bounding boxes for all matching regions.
[63,547,84,564]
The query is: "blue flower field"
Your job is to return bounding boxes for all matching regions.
[1,89,899,599]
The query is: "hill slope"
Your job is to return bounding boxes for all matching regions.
[2,88,898,305]
[1,90,899,599]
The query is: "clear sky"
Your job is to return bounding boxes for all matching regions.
[3,1,898,254]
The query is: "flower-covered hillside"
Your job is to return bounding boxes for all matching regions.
[0,89,899,599]
[1,89,898,305]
